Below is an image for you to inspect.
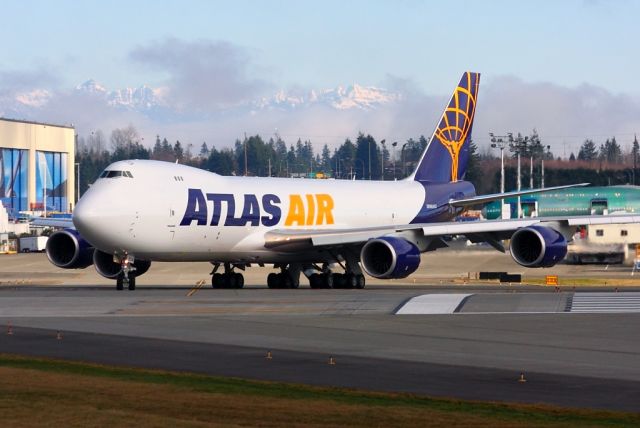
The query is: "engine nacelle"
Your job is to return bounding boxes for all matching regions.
[510,225,568,268]
[93,250,151,279]
[45,229,94,269]
[360,236,421,279]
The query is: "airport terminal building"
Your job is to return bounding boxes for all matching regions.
[0,118,75,219]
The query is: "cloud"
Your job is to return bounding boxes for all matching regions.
[0,68,60,90]
[129,38,272,111]
[2,60,640,159]
[474,75,640,155]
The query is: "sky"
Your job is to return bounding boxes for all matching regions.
[1,0,639,155]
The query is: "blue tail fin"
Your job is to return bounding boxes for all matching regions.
[410,72,480,183]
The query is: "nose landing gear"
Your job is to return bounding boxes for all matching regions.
[115,254,136,291]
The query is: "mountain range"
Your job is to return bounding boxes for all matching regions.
[0,79,400,122]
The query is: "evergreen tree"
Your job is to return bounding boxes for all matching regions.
[355,133,380,180]
[599,137,622,163]
[174,140,184,162]
[577,139,597,161]
[199,142,209,158]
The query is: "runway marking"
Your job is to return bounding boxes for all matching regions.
[186,279,207,297]
[570,292,640,313]
[395,294,472,314]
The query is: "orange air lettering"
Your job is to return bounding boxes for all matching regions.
[305,194,316,226]
[316,194,334,225]
[284,194,305,226]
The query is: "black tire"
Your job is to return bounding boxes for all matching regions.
[212,273,222,289]
[116,274,124,291]
[267,272,278,289]
[234,273,244,289]
[323,273,334,289]
[332,273,345,289]
[309,274,320,289]
[344,274,357,289]
[281,273,293,289]
[226,273,237,289]
[128,275,136,291]
[355,274,366,289]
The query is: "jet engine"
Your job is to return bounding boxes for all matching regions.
[360,236,421,279]
[93,250,151,279]
[510,225,567,268]
[45,229,94,269]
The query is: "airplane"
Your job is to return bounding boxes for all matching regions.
[483,185,640,219]
[42,72,640,290]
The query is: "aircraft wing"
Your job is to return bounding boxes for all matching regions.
[448,183,590,208]
[264,214,640,252]
[30,217,75,229]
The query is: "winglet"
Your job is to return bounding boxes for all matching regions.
[410,72,480,183]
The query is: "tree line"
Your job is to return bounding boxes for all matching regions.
[75,125,640,198]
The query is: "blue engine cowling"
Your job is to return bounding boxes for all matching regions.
[510,225,568,268]
[360,236,421,279]
[45,229,94,269]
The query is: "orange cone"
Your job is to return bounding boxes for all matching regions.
[56,330,63,340]
[266,351,272,360]
[328,356,336,365]
[518,372,527,383]
[7,322,13,336]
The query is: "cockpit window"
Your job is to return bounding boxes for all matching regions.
[99,170,133,178]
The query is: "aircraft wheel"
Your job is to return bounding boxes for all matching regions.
[309,274,321,289]
[267,272,278,289]
[344,273,357,289]
[234,273,244,289]
[332,273,346,289]
[116,274,124,291]
[281,273,293,289]
[323,273,334,289]
[355,274,366,289]
[212,273,222,289]
[226,273,237,289]
[128,275,136,291]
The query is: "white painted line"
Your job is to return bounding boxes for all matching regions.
[395,294,472,315]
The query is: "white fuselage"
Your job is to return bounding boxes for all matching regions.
[74,160,426,263]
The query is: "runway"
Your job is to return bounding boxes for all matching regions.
[1,285,640,412]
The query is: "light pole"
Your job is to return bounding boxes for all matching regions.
[380,139,386,180]
[401,142,408,178]
[541,145,551,188]
[490,133,510,219]
[392,141,398,180]
[75,162,80,205]
[368,138,372,180]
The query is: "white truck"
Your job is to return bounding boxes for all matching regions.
[19,236,48,252]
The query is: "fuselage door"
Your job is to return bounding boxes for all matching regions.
[590,199,608,215]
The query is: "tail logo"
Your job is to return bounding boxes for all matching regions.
[433,72,479,181]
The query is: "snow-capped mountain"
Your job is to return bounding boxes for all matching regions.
[75,79,165,110]
[255,84,400,111]
[0,79,400,122]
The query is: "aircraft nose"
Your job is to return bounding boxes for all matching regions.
[73,191,102,239]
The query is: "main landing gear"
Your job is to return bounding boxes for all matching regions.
[211,263,245,289]
[308,254,366,289]
[308,272,365,289]
[116,254,136,291]
[267,264,301,289]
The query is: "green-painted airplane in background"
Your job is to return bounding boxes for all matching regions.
[483,185,640,220]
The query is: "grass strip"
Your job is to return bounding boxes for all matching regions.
[0,353,638,427]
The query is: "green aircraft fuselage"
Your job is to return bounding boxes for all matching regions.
[483,186,640,219]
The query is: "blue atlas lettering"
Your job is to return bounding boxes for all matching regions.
[180,189,282,227]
